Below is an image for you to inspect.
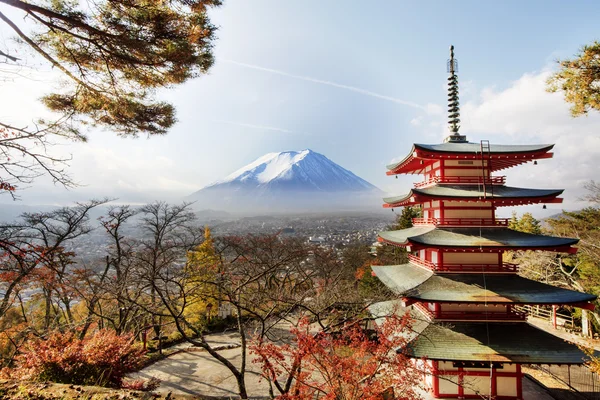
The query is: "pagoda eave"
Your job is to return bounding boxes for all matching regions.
[369,301,591,365]
[386,145,554,175]
[373,264,597,305]
[382,195,563,208]
[377,237,578,254]
[407,298,597,308]
[402,322,590,365]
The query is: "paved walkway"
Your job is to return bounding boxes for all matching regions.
[131,347,270,399]
[130,333,270,399]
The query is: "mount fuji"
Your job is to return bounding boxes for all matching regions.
[188,150,381,213]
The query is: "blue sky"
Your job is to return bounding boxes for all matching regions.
[1,0,600,215]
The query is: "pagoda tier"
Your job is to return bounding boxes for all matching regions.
[371,301,589,365]
[383,185,564,209]
[372,264,596,308]
[410,321,588,364]
[370,300,591,399]
[386,143,554,175]
[378,226,579,254]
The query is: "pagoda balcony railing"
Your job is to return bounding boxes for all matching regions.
[414,175,506,188]
[413,302,526,321]
[434,311,527,321]
[408,254,518,273]
[412,217,509,227]
[413,302,434,320]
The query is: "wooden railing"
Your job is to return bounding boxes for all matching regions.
[408,254,518,273]
[413,302,434,319]
[414,175,506,188]
[514,305,575,330]
[412,217,509,227]
[413,302,527,321]
[435,310,527,321]
[407,254,436,269]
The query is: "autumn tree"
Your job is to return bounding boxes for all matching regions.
[0,199,108,366]
[508,211,541,234]
[133,201,202,344]
[72,205,144,338]
[0,199,107,321]
[250,314,424,400]
[547,41,600,116]
[184,226,222,327]
[343,242,391,299]
[512,183,600,332]
[375,206,420,266]
[0,0,220,194]
[149,232,389,399]
[544,207,600,330]
[388,206,421,231]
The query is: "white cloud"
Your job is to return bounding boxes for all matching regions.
[223,60,426,110]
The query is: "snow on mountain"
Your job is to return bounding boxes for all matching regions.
[189,150,380,213]
[203,149,377,192]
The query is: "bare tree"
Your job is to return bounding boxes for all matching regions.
[0,199,108,324]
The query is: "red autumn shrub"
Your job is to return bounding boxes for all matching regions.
[250,315,424,400]
[13,329,146,387]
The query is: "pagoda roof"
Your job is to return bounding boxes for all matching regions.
[372,264,596,305]
[409,321,588,364]
[387,143,554,175]
[369,301,589,364]
[414,142,554,154]
[383,185,564,207]
[379,227,578,252]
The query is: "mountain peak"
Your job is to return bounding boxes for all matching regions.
[190,149,380,212]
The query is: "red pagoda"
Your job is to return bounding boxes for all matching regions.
[372,46,596,399]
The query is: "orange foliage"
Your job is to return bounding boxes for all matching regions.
[251,314,424,400]
[9,329,146,387]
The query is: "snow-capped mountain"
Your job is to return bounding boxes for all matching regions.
[188,150,380,213]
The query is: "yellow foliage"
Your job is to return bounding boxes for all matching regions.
[184,226,221,326]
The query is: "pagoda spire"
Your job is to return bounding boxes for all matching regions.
[445,45,467,143]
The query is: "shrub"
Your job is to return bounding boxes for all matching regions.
[13,329,146,387]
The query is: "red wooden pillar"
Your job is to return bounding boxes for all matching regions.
[552,305,558,329]
[457,366,464,398]
[432,360,440,397]
[516,364,523,399]
[491,365,497,399]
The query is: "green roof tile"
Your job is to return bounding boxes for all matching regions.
[372,264,596,304]
[408,322,588,364]
[379,227,578,249]
[383,185,564,205]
